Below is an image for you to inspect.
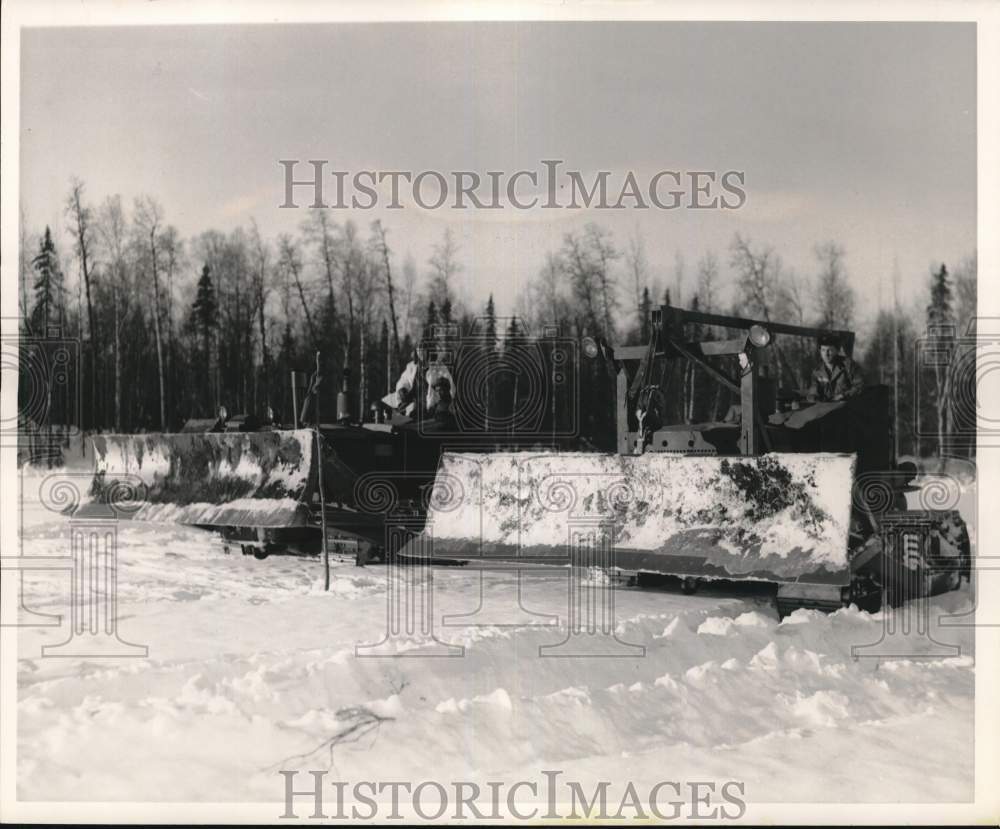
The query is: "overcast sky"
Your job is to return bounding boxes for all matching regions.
[20,22,976,332]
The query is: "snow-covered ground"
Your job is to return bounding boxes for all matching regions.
[13,467,975,806]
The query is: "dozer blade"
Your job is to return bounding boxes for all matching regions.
[408,451,856,585]
[84,430,329,528]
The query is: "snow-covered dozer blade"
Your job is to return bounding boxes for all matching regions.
[409,451,856,585]
[84,430,336,528]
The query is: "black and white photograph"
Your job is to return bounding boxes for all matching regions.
[1,2,998,824]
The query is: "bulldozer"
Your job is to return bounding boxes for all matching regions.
[84,305,971,617]
[83,352,573,562]
[395,305,972,616]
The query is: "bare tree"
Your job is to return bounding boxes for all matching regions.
[303,210,339,313]
[353,256,384,418]
[66,179,99,427]
[729,233,783,321]
[585,223,620,338]
[19,205,36,325]
[533,253,570,329]
[778,269,807,325]
[953,251,977,336]
[370,220,401,375]
[249,219,273,409]
[97,195,129,431]
[159,224,184,409]
[561,231,600,335]
[278,234,318,350]
[338,220,364,367]
[695,251,719,312]
[134,196,167,430]
[729,233,799,386]
[427,227,461,307]
[814,241,855,329]
[626,230,649,330]
[673,251,685,308]
[400,254,418,341]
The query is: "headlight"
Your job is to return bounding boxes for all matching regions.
[582,336,600,358]
[748,324,771,348]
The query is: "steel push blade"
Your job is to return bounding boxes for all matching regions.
[408,451,856,585]
[84,429,321,528]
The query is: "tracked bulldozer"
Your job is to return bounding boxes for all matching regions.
[398,305,972,616]
[85,305,971,616]
[83,354,573,562]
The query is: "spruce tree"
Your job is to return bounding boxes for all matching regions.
[926,264,955,455]
[484,294,497,430]
[639,286,652,343]
[30,227,62,334]
[191,264,218,407]
[484,294,497,343]
[927,264,953,327]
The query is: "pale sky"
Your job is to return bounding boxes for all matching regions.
[20,22,976,334]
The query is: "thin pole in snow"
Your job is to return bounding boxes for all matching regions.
[892,257,900,462]
[313,351,330,592]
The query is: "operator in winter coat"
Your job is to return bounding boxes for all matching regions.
[383,347,455,419]
[806,335,864,402]
[389,357,420,417]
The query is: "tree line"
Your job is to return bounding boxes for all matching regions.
[19,179,977,458]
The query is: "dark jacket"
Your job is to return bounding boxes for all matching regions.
[807,356,864,402]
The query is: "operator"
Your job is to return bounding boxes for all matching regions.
[424,361,455,418]
[210,405,229,432]
[388,349,421,417]
[806,334,864,403]
[383,346,456,420]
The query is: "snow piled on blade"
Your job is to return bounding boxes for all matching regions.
[424,452,855,583]
[86,430,316,526]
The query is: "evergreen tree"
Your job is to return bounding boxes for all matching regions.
[639,286,652,343]
[925,264,956,455]
[191,264,218,407]
[814,242,854,330]
[30,227,62,333]
[483,294,498,431]
[505,315,521,340]
[484,294,497,342]
[927,264,953,327]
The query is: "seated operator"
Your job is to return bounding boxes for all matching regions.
[806,334,864,403]
[385,348,421,417]
[210,405,229,433]
[383,347,456,422]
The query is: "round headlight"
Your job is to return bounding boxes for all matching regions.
[748,324,771,348]
[582,336,600,359]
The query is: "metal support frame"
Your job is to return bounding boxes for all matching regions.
[611,304,855,458]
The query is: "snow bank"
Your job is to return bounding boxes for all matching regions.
[15,508,974,804]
